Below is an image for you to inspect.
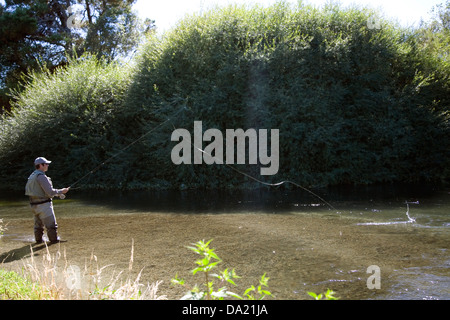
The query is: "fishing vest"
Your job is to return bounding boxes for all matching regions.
[25,170,48,198]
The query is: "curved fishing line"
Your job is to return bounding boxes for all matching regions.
[68,104,336,211]
[170,124,336,211]
[226,164,337,211]
[69,107,186,189]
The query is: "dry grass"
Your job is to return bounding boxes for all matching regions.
[4,239,166,300]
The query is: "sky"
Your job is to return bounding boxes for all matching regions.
[133,0,443,33]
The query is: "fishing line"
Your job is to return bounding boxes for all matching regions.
[225,163,337,211]
[170,123,337,211]
[68,103,335,211]
[69,107,186,189]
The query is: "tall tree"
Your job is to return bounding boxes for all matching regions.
[0,0,71,111]
[416,1,450,65]
[413,1,450,113]
[0,0,154,113]
[69,0,154,61]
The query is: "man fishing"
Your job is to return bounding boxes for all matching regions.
[25,157,70,244]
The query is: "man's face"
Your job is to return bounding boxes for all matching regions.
[40,163,49,172]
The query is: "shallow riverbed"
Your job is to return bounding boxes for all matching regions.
[1,186,449,300]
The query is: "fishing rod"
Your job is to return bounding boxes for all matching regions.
[69,107,187,189]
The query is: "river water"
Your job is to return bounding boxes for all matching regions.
[0,183,449,300]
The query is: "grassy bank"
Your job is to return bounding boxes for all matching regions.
[0,269,44,299]
[0,242,165,300]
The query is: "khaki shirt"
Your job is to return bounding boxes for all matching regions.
[25,170,63,202]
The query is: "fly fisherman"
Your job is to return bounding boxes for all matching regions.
[25,157,70,244]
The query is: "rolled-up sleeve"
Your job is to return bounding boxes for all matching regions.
[36,174,61,198]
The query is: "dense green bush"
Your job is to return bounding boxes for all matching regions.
[0,2,448,190]
[0,55,132,189]
[124,2,449,189]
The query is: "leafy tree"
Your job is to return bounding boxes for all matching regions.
[0,2,448,191]
[70,0,155,62]
[0,0,71,112]
[429,0,450,34]
[415,1,449,66]
[123,2,449,189]
[0,0,154,113]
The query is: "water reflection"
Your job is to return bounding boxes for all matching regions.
[1,183,449,227]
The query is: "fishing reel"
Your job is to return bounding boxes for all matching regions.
[54,193,66,200]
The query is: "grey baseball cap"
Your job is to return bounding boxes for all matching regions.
[34,157,52,165]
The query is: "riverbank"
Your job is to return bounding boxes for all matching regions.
[1,210,448,299]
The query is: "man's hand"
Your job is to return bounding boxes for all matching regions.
[61,187,70,194]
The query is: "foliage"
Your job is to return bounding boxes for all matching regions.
[0,242,165,300]
[0,0,68,112]
[415,1,450,68]
[74,0,154,62]
[0,1,448,191]
[308,289,339,300]
[0,54,132,189]
[0,0,153,113]
[124,1,450,189]
[172,240,272,300]
[0,269,45,300]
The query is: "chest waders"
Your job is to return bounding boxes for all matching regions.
[25,170,59,243]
